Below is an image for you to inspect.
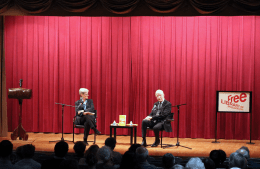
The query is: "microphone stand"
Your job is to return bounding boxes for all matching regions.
[49,103,74,143]
[164,104,192,149]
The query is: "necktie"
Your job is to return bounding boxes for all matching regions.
[156,102,161,115]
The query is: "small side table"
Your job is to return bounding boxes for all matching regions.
[110,125,137,145]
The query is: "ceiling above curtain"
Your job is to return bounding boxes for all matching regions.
[0,0,260,16]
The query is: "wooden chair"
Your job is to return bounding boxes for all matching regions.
[72,110,97,144]
[147,113,174,148]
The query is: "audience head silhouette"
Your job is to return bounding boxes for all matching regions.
[85,144,99,166]
[119,151,136,169]
[128,144,141,153]
[97,146,112,163]
[105,137,117,150]
[0,140,13,158]
[229,152,247,169]
[202,158,215,169]
[54,141,69,158]
[73,141,86,157]
[162,153,175,168]
[136,147,148,163]
[236,147,250,160]
[20,144,35,159]
[185,157,205,169]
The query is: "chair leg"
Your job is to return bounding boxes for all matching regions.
[161,130,163,148]
[73,125,75,143]
[94,133,96,144]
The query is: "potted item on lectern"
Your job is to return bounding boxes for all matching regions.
[119,115,126,126]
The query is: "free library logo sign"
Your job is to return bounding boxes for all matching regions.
[218,92,250,112]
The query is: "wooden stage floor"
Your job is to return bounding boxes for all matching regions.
[1,132,260,158]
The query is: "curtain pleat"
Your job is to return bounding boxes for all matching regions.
[4,16,260,140]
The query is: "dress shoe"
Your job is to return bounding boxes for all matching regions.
[94,128,101,135]
[141,140,147,147]
[151,140,160,147]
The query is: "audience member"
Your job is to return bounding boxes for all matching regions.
[128,143,155,164]
[218,149,227,164]
[4,139,260,169]
[236,147,249,161]
[85,151,98,169]
[14,145,24,163]
[239,146,250,158]
[209,150,223,168]
[135,147,157,169]
[105,137,122,168]
[128,144,141,153]
[96,146,115,169]
[173,164,184,169]
[119,151,136,169]
[79,144,99,169]
[237,146,260,169]
[229,152,247,169]
[41,141,69,169]
[185,157,205,169]
[14,144,41,169]
[59,159,79,169]
[162,153,175,169]
[73,141,87,161]
[0,140,17,169]
[202,158,215,169]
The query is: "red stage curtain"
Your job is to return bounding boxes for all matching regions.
[5,16,260,140]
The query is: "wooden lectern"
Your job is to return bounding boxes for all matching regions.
[8,79,32,141]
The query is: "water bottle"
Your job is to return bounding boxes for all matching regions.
[113,120,116,126]
[130,121,133,126]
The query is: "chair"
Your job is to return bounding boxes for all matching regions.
[147,113,174,148]
[73,110,97,144]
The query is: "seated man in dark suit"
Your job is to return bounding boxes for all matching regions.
[141,89,172,147]
[75,88,100,145]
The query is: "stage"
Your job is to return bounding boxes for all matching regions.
[1,132,259,158]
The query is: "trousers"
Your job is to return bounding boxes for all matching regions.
[79,115,96,141]
[142,119,164,141]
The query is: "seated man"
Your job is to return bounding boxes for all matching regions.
[141,89,172,147]
[75,88,100,145]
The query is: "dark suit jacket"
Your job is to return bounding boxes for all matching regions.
[74,99,95,125]
[75,99,95,117]
[149,99,172,132]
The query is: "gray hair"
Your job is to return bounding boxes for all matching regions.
[136,147,149,162]
[79,88,89,96]
[173,164,184,169]
[236,148,250,160]
[155,89,164,97]
[97,146,112,163]
[229,152,247,169]
[185,157,205,169]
